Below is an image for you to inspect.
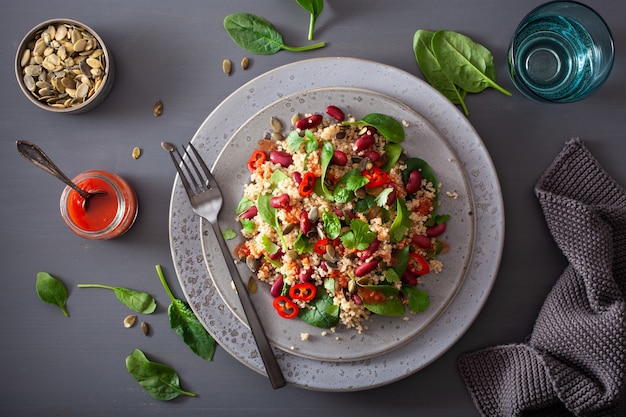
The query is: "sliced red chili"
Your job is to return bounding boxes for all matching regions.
[362,167,389,188]
[408,252,430,276]
[299,172,316,196]
[247,150,266,172]
[289,283,317,301]
[272,296,299,319]
[314,238,328,254]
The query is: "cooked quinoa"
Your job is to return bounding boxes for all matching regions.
[235,107,449,333]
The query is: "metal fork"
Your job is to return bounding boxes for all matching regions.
[162,141,286,389]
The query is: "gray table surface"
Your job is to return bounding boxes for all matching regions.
[1,0,624,416]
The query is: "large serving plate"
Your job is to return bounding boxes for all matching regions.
[200,86,475,362]
[168,57,504,391]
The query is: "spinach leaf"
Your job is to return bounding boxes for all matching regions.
[431,30,512,97]
[257,193,287,249]
[126,349,197,401]
[358,284,405,316]
[322,211,341,240]
[36,272,69,317]
[296,0,324,40]
[222,228,237,240]
[77,283,157,314]
[224,13,325,55]
[293,232,314,254]
[235,196,254,215]
[382,143,403,172]
[156,265,216,361]
[318,140,335,200]
[389,198,412,243]
[402,285,430,313]
[344,113,405,143]
[413,29,469,116]
[298,290,339,328]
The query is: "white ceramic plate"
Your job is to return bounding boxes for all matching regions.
[200,86,475,362]
[168,57,504,391]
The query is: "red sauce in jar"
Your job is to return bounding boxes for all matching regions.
[60,170,137,239]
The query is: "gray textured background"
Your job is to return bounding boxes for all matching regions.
[1,1,624,416]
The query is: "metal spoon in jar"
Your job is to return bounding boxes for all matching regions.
[16,140,104,209]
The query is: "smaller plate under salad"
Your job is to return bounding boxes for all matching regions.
[199,87,475,362]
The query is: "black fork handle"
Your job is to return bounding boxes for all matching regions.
[210,221,287,389]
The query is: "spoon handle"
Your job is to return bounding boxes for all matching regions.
[16,140,90,199]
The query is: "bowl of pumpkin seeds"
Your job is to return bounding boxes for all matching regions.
[15,18,115,114]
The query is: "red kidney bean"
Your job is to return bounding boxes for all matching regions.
[365,126,377,135]
[385,185,397,206]
[298,267,313,283]
[426,222,447,237]
[355,259,379,277]
[300,210,312,234]
[405,169,422,194]
[292,171,302,186]
[269,248,284,260]
[353,134,375,153]
[331,150,348,166]
[363,150,380,162]
[325,105,345,122]
[270,275,284,297]
[269,150,293,167]
[295,114,323,130]
[270,193,290,209]
[239,206,258,219]
[411,234,432,248]
[359,239,380,260]
[352,294,363,305]
[401,270,418,286]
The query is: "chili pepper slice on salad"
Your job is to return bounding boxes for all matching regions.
[247,150,266,172]
[298,172,316,196]
[289,283,317,301]
[272,296,299,319]
[408,252,430,276]
[362,166,389,188]
[314,238,328,254]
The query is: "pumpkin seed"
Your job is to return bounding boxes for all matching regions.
[247,278,257,294]
[124,314,137,328]
[153,99,163,117]
[291,113,302,126]
[222,59,232,76]
[132,147,141,160]
[270,116,283,132]
[141,321,150,336]
[241,56,249,69]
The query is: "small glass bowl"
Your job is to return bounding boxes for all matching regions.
[60,170,137,240]
[15,18,115,113]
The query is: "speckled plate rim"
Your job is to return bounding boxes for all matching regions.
[167,57,504,391]
[199,86,476,362]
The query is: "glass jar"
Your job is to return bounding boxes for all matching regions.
[60,170,138,240]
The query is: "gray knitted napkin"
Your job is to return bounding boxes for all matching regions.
[458,138,626,417]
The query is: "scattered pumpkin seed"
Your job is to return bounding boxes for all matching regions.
[270,116,283,132]
[241,56,249,70]
[132,147,141,160]
[247,277,257,294]
[141,321,150,336]
[291,113,302,126]
[153,99,163,117]
[123,314,137,328]
[222,59,232,76]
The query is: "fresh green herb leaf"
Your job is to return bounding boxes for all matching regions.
[389,198,412,243]
[413,29,469,115]
[344,113,405,143]
[323,278,336,294]
[241,218,256,234]
[156,265,216,361]
[374,187,394,207]
[383,143,403,172]
[385,268,400,283]
[36,272,69,317]
[126,348,197,401]
[257,193,287,250]
[341,218,377,250]
[298,290,339,328]
[293,232,314,254]
[222,228,237,240]
[319,140,335,200]
[77,283,157,314]
[261,234,280,255]
[333,168,369,203]
[268,169,290,187]
[322,211,341,240]
[358,284,405,316]
[224,13,325,55]
[390,246,411,279]
[431,30,512,96]
[402,285,430,313]
[296,0,324,40]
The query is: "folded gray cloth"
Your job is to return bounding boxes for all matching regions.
[458,138,626,417]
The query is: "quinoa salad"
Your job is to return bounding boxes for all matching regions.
[233,105,450,333]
